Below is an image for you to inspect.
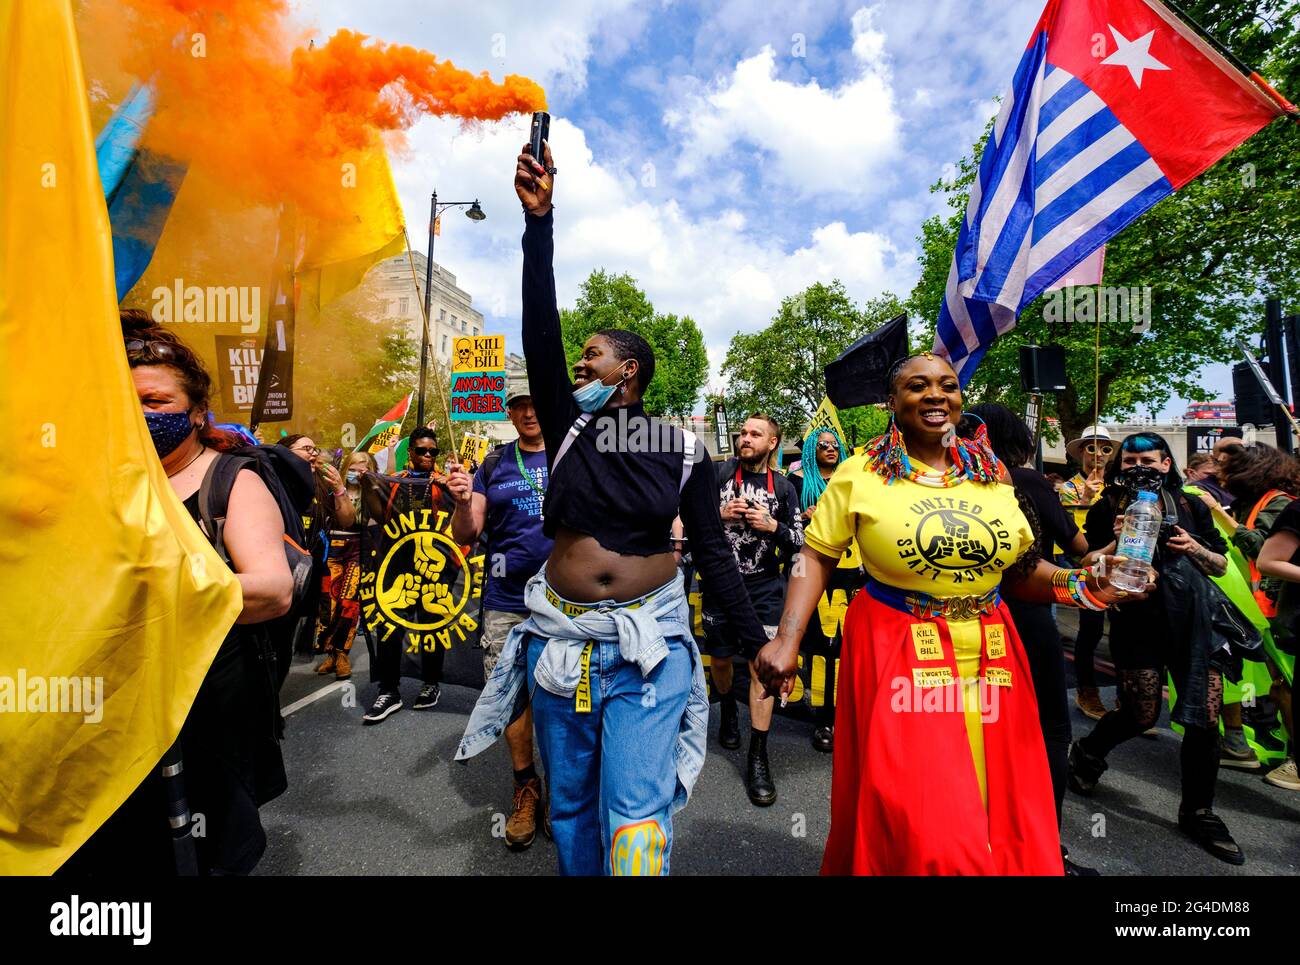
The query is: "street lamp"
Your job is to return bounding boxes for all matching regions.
[418,190,486,425]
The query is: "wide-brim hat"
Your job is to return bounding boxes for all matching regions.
[1065,424,1114,462]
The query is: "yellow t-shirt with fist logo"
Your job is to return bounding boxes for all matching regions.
[804,453,1035,597]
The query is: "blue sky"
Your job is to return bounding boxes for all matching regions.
[308,0,1232,416]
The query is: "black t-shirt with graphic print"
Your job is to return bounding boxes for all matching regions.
[713,457,805,581]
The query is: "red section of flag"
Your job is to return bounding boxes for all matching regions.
[379,392,412,423]
[1041,0,1280,188]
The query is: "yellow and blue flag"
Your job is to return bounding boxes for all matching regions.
[0,0,242,875]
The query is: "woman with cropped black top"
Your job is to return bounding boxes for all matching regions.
[456,142,762,876]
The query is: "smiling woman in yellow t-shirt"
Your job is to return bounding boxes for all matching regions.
[755,353,1143,876]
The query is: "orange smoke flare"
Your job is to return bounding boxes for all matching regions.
[81,0,546,216]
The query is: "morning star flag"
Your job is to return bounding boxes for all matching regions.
[932,0,1289,385]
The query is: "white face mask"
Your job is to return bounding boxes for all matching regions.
[572,361,628,413]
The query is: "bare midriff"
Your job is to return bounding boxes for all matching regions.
[546,527,677,603]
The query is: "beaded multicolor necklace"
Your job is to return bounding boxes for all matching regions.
[864,415,1001,488]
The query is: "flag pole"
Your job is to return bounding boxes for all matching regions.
[1159,0,1299,121]
[402,228,458,456]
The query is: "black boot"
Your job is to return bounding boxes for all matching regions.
[1067,740,1108,796]
[746,731,776,807]
[811,725,834,753]
[1178,808,1245,866]
[718,695,740,750]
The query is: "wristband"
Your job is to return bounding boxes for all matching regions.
[332,488,346,497]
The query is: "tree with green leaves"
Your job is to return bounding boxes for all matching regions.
[292,289,424,454]
[909,0,1300,445]
[721,281,899,448]
[559,269,708,417]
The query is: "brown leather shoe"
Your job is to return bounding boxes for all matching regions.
[334,652,352,680]
[505,777,541,850]
[1075,687,1106,720]
[315,652,336,675]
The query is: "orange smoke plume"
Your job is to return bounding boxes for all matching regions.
[80,0,546,216]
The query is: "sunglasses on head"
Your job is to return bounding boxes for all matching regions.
[1084,442,1115,457]
[411,446,439,457]
[125,338,188,364]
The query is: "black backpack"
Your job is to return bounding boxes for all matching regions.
[196,445,316,617]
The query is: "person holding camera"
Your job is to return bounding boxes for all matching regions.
[1067,433,1243,864]
[456,140,763,876]
[705,413,804,806]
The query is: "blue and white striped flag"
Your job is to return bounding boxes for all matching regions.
[932,0,1284,386]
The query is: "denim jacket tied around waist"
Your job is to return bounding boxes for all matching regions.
[454,566,708,811]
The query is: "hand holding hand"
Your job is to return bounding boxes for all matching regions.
[754,635,800,701]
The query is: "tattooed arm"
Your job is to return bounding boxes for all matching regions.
[1166,526,1228,577]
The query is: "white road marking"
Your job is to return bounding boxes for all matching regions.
[281,680,350,717]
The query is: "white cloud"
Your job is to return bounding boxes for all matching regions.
[387,113,911,370]
[664,6,900,198]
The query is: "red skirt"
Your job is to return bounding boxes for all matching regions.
[821,591,1063,875]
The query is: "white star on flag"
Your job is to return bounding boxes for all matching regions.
[1101,25,1171,87]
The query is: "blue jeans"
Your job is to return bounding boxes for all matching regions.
[527,631,693,876]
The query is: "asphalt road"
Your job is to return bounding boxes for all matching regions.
[258,625,1300,876]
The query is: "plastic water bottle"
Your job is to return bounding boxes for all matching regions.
[1112,490,1161,593]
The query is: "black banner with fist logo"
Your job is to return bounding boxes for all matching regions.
[358,472,486,686]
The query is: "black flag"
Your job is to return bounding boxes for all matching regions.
[823,312,908,408]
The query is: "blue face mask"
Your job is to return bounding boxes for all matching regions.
[144,410,194,458]
[346,471,360,485]
[572,362,628,413]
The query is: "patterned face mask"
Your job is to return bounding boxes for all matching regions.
[144,410,194,458]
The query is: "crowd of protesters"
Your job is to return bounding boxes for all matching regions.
[62,146,1300,879]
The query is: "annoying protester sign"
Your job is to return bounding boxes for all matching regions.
[450,334,507,421]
